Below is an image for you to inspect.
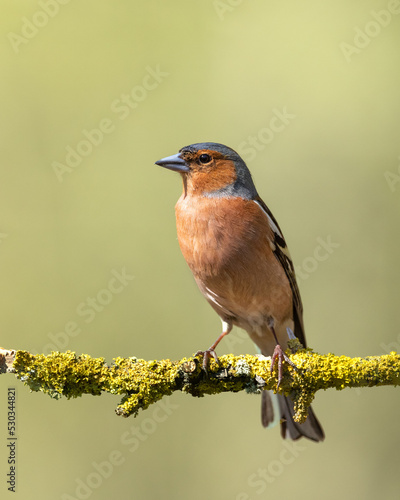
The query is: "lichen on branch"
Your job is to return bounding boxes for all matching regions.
[1,346,399,423]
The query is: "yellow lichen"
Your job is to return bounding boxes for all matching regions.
[9,348,400,422]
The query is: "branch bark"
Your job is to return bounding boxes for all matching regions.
[1,344,399,423]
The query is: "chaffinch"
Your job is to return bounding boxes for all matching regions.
[155,142,324,442]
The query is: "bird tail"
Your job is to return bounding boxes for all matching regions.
[261,391,325,442]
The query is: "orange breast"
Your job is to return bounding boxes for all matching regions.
[175,195,293,325]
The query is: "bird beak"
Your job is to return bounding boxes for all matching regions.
[155,153,190,173]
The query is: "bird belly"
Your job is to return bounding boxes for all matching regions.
[175,195,294,354]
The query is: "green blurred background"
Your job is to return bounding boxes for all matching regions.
[1,1,400,498]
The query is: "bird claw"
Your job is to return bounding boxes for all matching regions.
[195,348,220,370]
[270,344,298,389]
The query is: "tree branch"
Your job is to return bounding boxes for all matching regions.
[1,343,399,423]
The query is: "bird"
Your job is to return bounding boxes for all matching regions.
[155,142,324,442]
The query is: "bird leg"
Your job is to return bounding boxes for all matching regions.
[269,322,298,389]
[195,321,232,369]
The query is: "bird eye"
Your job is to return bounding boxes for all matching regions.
[199,153,211,164]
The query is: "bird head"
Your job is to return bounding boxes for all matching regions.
[155,142,258,199]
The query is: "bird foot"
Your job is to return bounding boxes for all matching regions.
[195,348,220,370]
[270,344,298,389]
